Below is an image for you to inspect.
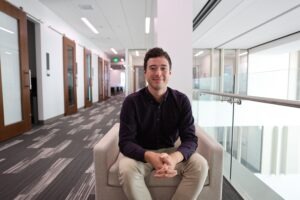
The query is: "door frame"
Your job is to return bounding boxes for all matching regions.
[98,57,104,101]
[103,60,110,99]
[63,36,77,115]
[0,1,31,141]
[84,48,92,108]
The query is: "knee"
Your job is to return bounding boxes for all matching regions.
[119,157,139,176]
[188,153,209,175]
[119,157,146,187]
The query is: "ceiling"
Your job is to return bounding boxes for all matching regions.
[38,0,154,59]
[193,0,300,49]
[38,0,300,59]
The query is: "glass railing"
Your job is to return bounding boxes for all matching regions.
[194,68,300,101]
[194,91,300,200]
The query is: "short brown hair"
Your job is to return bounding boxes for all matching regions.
[143,47,172,71]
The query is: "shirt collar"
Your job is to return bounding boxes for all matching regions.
[145,87,169,104]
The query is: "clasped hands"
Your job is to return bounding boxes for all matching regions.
[144,151,183,178]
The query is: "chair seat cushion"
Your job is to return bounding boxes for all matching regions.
[108,153,210,187]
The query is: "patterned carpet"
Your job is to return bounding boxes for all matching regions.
[0,94,242,200]
[0,96,123,200]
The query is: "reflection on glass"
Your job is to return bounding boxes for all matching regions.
[193,49,211,90]
[0,11,22,125]
[67,46,74,105]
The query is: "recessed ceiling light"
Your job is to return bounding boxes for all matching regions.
[135,51,139,56]
[239,52,248,56]
[81,17,99,34]
[145,17,150,34]
[110,48,118,54]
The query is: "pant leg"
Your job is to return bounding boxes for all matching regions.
[119,155,153,200]
[172,153,209,200]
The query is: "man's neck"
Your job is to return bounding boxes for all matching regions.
[147,87,167,103]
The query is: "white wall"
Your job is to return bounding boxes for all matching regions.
[125,51,134,95]
[110,70,122,87]
[155,0,193,100]
[76,45,84,109]
[8,0,107,120]
[35,24,64,120]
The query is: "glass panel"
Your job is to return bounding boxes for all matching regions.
[248,49,300,101]
[223,49,236,93]
[67,46,74,105]
[0,11,22,125]
[237,50,248,95]
[231,100,300,200]
[87,54,92,101]
[196,93,233,178]
[212,49,221,92]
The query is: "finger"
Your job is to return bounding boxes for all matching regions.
[164,173,177,178]
[160,156,172,165]
[160,153,168,158]
[154,172,177,178]
[154,169,177,178]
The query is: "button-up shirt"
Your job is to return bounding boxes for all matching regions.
[119,87,197,162]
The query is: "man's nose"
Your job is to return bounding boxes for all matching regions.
[154,69,162,75]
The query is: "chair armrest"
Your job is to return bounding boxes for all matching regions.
[195,125,223,199]
[94,123,120,187]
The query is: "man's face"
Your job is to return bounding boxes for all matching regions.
[145,56,171,92]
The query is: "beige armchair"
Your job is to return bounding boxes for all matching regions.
[94,123,223,200]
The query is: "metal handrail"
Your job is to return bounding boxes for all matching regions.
[199,90,300,108]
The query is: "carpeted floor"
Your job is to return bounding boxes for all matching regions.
[0,94,243,200]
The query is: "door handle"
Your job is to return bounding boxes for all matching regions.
[23,70,31,88]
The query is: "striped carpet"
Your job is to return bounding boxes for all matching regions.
[0,94,242,200]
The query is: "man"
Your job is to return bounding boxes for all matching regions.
[118,47,208,200]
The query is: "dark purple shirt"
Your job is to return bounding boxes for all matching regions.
[119,87,198,162]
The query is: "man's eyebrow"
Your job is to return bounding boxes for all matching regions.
[148,64,168,67]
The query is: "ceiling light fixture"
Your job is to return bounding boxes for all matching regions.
[81,17,99,34]
[110,48,118,54]
[145,17,150,34]
[135,51,139,56]
[0,26,14,34]
[194,51,204,57]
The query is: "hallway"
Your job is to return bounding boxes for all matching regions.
[0,95,242,200]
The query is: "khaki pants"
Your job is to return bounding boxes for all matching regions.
[118,148,209,200]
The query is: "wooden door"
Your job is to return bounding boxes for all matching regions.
[0,1,31,141]
[84,48,92,108]
[104,60,110,99]
[98,57,104,101]
[63,36,77,115]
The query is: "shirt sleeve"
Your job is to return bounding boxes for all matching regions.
[118,96,146,162]
[176,95,198,161]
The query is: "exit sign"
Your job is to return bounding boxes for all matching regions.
[112,57,119,63]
